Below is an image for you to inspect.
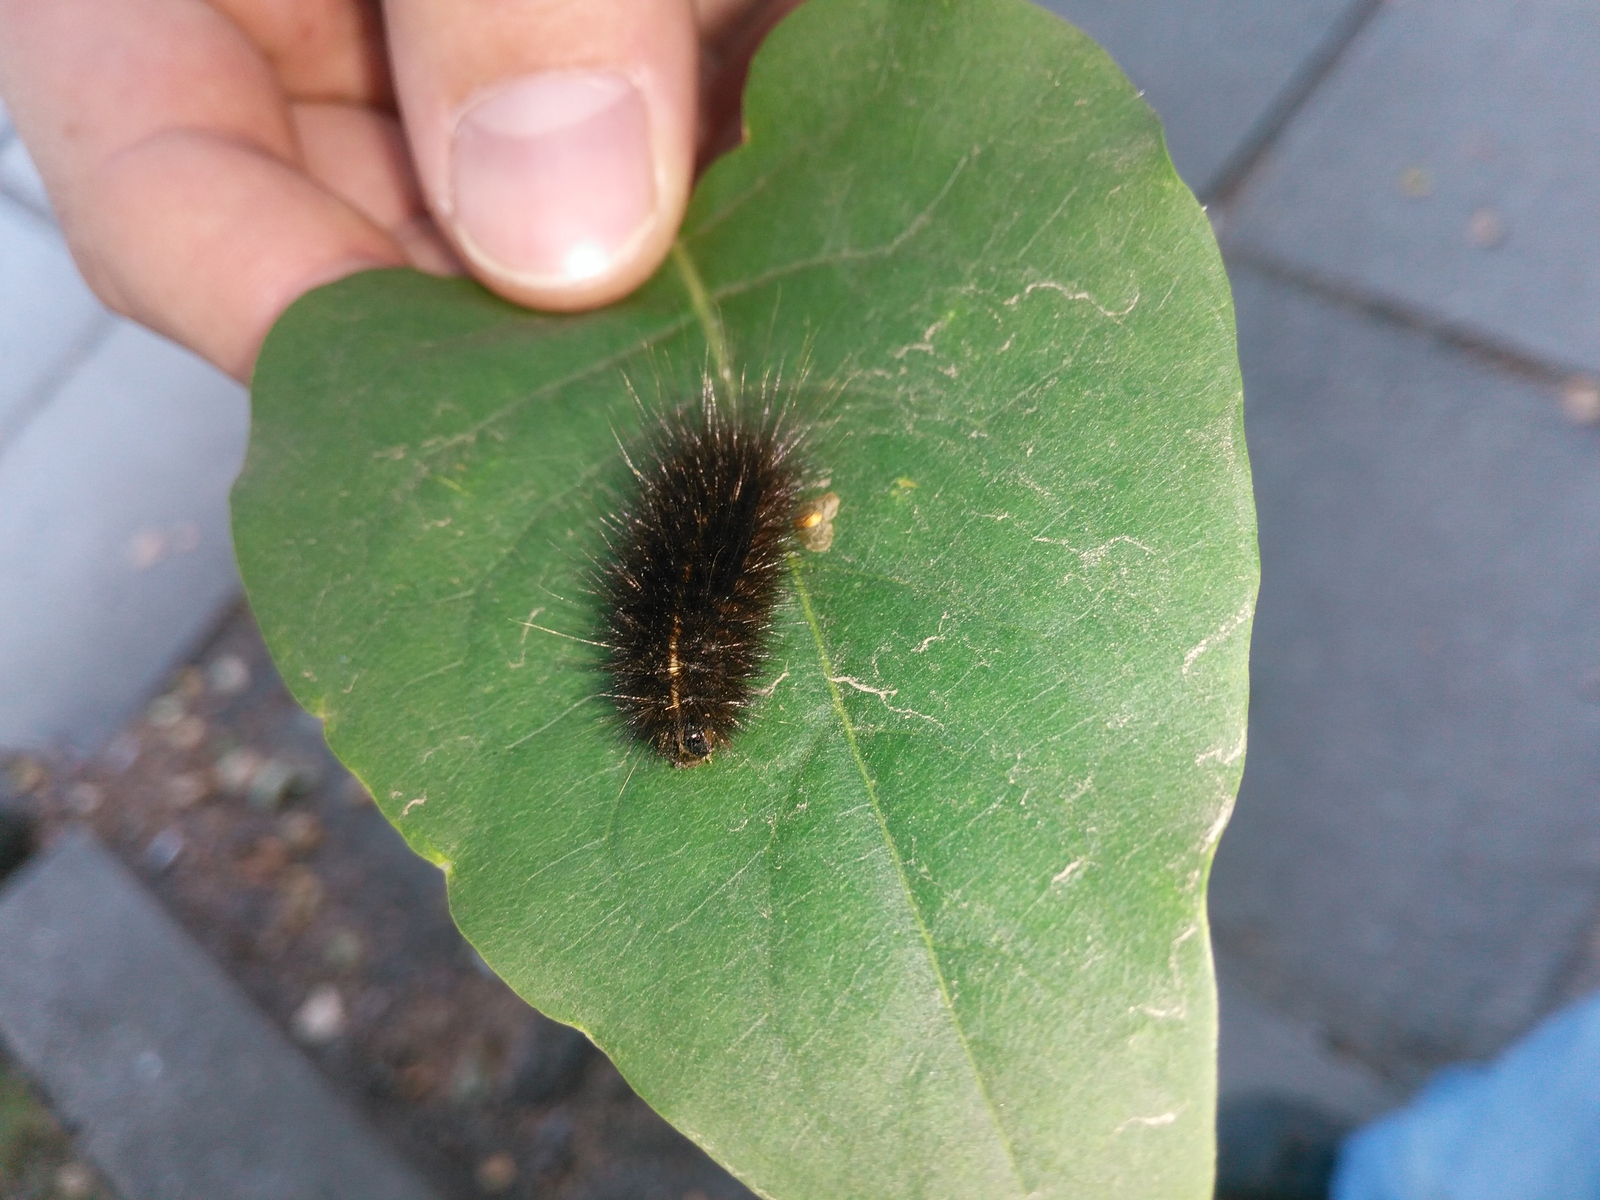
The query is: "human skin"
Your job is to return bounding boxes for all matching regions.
[0,0,803,381]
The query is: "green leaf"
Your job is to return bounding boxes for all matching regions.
[235,0,1256,1195]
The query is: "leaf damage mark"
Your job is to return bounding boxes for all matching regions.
[1050,859,1086,886]
[1004,281,1141,321]
[1129,924,1202,1024]
[891,317,950,360]
[1032,534,1153,568]
[401,793,428,817]
[1182,600,1254,675]
[912,613,950,654]
[1135,1002,1186,1020]
[1194,730,1247,768]
[421,735,479,766]
[1169,924,1198,973]
[1115,1110,1180,1133]
[829,674,946,730]
[1201,799,1234,854]
[751,668,791,698]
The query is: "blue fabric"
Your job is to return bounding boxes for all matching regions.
[1332,991,1600,1200]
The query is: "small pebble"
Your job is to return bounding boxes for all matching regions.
[280,810,323,854]
[166,715,207,752]
[146,693,185,728]
[1562,377,1600,425]
[54,1161,95,1198]
[65,781,104,816]
[475,1152,518,1194]
[163,771,212,810]
[144,826,184,872]
[100,732,141,774]
[249,758,301,810]
[238,835,290,885]
[174,666,205,699]
[451,1045,493,1106]
[207,653,251,696]
[1466,206,1505,249]
[249,757,317,811]
[216,748,264,793]
[277,865,325,931]
[293,984,346,1044]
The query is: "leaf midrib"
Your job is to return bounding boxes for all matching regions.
[787,555,1027,1195]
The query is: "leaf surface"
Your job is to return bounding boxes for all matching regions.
[237,1,1256,1195]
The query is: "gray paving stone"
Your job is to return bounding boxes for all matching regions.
[1208,263,1600,1086]
[0,830,438,1200]
[1223,0,1600,376]
[0,197,111,451]
[1037,0,1371,197]
[0,130,52,220]
[0,322,246,753]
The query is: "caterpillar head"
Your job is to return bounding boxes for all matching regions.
[662,723,715,768]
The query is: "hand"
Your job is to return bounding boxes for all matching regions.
[0,0,801,380]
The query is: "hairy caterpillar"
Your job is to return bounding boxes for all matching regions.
[597,382,805,767]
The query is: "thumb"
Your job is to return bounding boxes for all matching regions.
[384,0,698,310]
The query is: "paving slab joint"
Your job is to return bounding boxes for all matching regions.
[1206,0,1386,204]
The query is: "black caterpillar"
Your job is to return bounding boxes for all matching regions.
[597,385,803,767]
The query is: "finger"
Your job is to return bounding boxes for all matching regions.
[291,102,464,275]
[0,0,405,379]
[209,0,392,107]
[384,0,699,311]
[89,133,405,378]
